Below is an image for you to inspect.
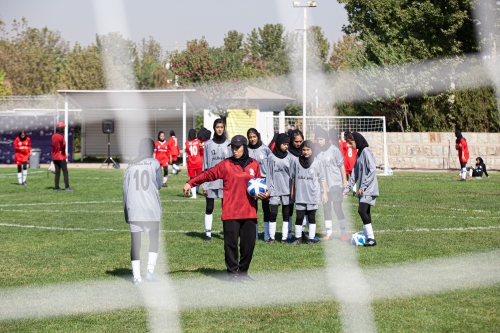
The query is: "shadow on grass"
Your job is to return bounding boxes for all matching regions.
[168,267,228,281]
[185,231,223,241]
[106,267,133,283]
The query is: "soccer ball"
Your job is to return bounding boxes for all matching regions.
[351,232,366,246]
[247,178,267,198]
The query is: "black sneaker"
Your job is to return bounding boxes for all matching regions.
[363,238,377,247]
[22,182,27,186]
[280,239,288,244]
[301,231,309,242]
[308,238,320,246]
[54,187,62,191]
[239,274,255,282]
[204,236,212,241]
[265,238,275,244]
[290,238,302,245]
[65,187,74,191]
[227,274,242,283]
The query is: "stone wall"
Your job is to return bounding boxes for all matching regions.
[378,132,500,170]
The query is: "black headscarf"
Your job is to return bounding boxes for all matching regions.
[455,130,463,144]
[268,133,279,149]
[18,131,27,142]
[476,157,484,165]
[314,126,331,155]
[344,131,351,139]
[170,130,175,136]
[247,128,263,149]
[288,129,304,158]
[272,133,290,159]
[229,144,252,171]
[212,119,227,144]
[157,131,166,143]
[56,126,64,134]
[129,138,154,164]
[287,129,294,138]
[188,129,196,141]
[202,128,212,141]
[299,140,315,169]
[329,128,340,148]
[352,132,369,157]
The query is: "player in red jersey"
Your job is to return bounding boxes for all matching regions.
[14,130,32,186]
[185,129,203,198]
[455,130,470,181]
[153,131,170,187]
[167,130,181,175]
[340,131,358,194]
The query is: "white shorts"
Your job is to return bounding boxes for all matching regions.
[270,195,290,206]
[206,189,223,199]
[129,221,160,233]
[295,203,318,211]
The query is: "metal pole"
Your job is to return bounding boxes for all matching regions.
[64,94,69,159]
[302,7,307,139]
[182,93,187,167]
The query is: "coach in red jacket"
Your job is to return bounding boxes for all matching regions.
[51,122,72,191]
[183,135,269,282]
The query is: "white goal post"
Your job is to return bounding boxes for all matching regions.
[263,116,391,175]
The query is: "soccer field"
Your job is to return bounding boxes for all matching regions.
[0,168,499,332]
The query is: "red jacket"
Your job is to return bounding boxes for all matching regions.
[455,138,469,163]
[14,137,32,165]
[51,133,67,161]
[154,140,169,166]
[341,140,357,175]
[168,136,180,157]
[188,158,261,220]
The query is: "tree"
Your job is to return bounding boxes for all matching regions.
[96,32,138,89]
[0,18,69,95]
[137,36,170,89]
[0,70,12,96]
[224,30,244,55]
[329,35,364,70]
[59,43,105,90]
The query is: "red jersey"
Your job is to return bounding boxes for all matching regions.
[455,138,469,163]
[188,158,261,221]
[341,140,357,175]
[167,136,180,157]
[51,133,67,161]
[14,137,31,165]
[154,140,169,166]
[185,138,202,169]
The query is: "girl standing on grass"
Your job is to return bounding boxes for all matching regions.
[14,130,32,186]
[290,140,328,245]
[455,130,469,181]
[154,131,169,187]
[343,132,379,247]
[247,128,272,240]
[185,129,203,198]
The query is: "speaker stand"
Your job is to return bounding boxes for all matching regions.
[101,133,120,169]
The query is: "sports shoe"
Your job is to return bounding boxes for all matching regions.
[280,239,288,244]
[321,235,333,241]
[204,236,212,241]
[363,238,377,247]
[133,279,143,286]
[290,238,302,245]
[341,234,349,242]
[22,182,27,186]
[190,196,197,199]
[227,274,242,283]
[146,271,160,282]
[239,274,255,282]
[175,169,181,175]
[308,238,320,246]
[287,235,292,243]
[301,231,309,242]
[460,178,466,182]
[162,183,168,187]
[54,187,62,191]
[265,238,275,244]
[65,187,73,191]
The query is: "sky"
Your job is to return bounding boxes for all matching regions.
[1,0,349,52]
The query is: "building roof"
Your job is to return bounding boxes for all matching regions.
[237,86,295,102]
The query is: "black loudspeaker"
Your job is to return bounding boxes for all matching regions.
[102,119,114,134]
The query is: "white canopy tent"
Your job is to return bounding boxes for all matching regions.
[57,90,207,164]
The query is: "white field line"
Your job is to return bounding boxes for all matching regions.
[0,250,499,321]
[0,171,47,178]
[1,222,500,234]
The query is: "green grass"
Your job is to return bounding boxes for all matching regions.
[0,168,499,332]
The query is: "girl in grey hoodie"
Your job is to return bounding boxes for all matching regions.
[343,132,379,246]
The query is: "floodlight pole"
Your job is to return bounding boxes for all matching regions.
[293,1,316,139]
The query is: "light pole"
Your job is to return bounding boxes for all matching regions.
[293,1,316,139]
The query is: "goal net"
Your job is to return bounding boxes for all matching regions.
[263,116,391,175]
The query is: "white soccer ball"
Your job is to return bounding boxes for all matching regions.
[247,178,267,198]
[351,231,366,246]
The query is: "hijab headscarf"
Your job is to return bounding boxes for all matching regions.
[476,157,484,165]
[18,131,27,141]
[247,128,263,149]
[314,126,331,155]
[56,126,64,134]
[455,130,463,144]
[157,131,165,143]
[229,144,252,171]
[188,129,196,141]
[202,128,211,141]
[298,140,315,169]
[170,130,175,136]
[288,129,304,158]
[272,133,290,159]
[212,119,227,144]
[329,128,340,148]
[129,138,154,164]
[352,132,369,157]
